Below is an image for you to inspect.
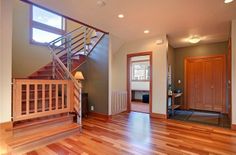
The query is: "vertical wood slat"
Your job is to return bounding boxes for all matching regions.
[62,84,64,109]
[69,81,74,112]
[42,84,45,112]
[56,84,58,110]
[13,79,17,120]
[26,84,30,115]
[34,84,38,114]
[111,91,127,115]
[14,80,22,118]
[18,81,22,117]
[49,84,52,111]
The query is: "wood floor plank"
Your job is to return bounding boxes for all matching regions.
[4,112,236,154]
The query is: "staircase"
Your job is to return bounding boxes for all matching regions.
[9,25,105,153]
[27,25,105,125]
[28,55,86,79]
[28,28,105,79]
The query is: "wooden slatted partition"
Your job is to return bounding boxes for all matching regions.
[13,79,75,121]
[111,91,127,115]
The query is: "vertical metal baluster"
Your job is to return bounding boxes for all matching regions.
[66,35,72,79]
[83,27,87,55]
[52,48,56,79]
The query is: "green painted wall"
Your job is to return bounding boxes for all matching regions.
[173,41,228,91]
[77,35,109,114]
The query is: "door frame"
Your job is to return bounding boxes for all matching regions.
[127,51,152,114]
[228,39,232,125]
[184,54,226,112]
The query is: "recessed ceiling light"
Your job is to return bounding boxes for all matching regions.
[144,30,150,34]
[224,0,234,3]
[189,36,201,44]
[118,14,124,18]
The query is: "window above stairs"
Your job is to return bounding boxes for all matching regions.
[30,5,66,46]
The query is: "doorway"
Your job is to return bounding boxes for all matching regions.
[167,42,231,128]
[172,55,230,128]
[127,52,152,114]
[185,55,226,112]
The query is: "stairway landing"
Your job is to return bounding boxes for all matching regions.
[0,114,80,154]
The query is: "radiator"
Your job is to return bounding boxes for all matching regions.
[111,91,127,115]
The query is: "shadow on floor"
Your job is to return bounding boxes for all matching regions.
[169,110,231,128]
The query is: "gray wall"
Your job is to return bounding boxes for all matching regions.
[79,35,109,115]
[174,41,228,91]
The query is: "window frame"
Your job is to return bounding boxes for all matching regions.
[131,60,150,82]
[29,5,66,46]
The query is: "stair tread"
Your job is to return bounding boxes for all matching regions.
[12,115,74,131]
[7,123,80,148]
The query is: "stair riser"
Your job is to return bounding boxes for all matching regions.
[11,127,80,153]
[13,117,74,137]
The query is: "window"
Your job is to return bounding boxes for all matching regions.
[30,5,65,45]
[131,61,150,81]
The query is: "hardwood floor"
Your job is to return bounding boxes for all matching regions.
[22,112,236,155]
[131,102,149,113]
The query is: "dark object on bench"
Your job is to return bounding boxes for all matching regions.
[142,94,149,103]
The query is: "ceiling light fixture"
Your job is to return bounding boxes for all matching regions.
[224,0,234,3]
[144,30,150,34]
[156,39,164,45]
[188,36,201,44]
[118,14,124,19]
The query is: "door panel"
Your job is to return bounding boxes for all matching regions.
[203,60,213,110]
[228,39,232,119]
[187,62,195,109]
[185,55,226,113]
[193,61,204,109]
[212,58,225,112]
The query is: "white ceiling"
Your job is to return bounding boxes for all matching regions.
[28,0,236,48]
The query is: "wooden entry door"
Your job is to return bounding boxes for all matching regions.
[185,55,226,113]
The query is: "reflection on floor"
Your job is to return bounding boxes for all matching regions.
[169,110,231,128]
[131,102,149,113]
[24,112,236,154]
